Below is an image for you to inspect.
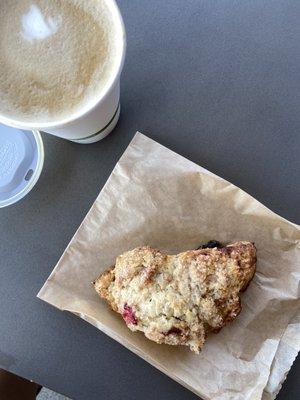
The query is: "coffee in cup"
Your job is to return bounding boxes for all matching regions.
[0,0,126,143]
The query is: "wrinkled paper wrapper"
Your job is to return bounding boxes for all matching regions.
[38,133,300,400]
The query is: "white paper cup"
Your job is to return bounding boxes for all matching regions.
[0,0,126,144]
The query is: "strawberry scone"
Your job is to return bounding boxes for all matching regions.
[93,241,256,353]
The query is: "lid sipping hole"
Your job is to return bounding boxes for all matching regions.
[24,169,34,181]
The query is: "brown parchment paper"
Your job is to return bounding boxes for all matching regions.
[38,132,300,400]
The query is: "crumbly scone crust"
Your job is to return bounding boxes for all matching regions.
[93,242,256,353]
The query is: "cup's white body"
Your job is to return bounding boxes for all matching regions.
[0,0,125,144]
[44,80,121,144]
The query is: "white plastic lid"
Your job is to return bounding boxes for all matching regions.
[0,125,44,208]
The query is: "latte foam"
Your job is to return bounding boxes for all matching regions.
[0,0,120,124]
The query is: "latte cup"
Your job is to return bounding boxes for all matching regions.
[43,79,122,144]
[0,0,126,144]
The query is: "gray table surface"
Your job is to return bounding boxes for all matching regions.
[1,1,299,399]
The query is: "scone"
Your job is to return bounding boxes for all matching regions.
[93,241,256,353]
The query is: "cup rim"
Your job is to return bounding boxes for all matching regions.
[0,0,126,130]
